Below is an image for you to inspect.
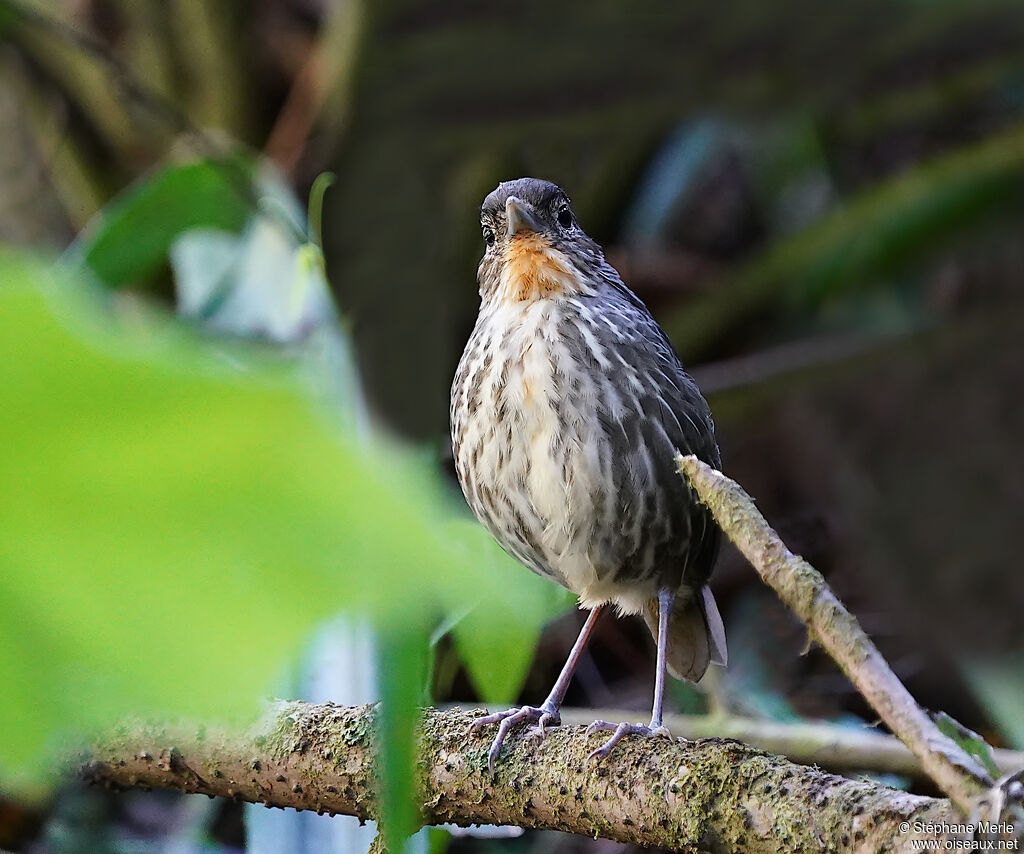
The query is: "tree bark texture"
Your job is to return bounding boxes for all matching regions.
[83,701,965,853]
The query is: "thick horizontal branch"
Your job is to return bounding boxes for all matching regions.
[82,701,964,853]
[676,455,1009,818]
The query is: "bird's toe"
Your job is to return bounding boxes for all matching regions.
[586,721,672,763]
[470,705,561,773]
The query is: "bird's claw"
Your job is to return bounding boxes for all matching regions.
[526,711,558,740]
[586,720,673,763]
[469,705,561,775]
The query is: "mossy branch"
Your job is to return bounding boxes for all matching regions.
[77,461,1023,850]
[83,701,965,853]
[677,454,1022,827]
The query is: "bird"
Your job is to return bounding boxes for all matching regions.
[450,177,727,771]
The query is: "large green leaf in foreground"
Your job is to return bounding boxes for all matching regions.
[0,255,558,790]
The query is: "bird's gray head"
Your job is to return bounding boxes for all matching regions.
[477,178,604,303]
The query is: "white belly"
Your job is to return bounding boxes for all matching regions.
[454,300,653,613]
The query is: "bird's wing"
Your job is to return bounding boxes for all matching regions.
[571,280,721,593]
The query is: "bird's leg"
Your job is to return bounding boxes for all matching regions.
[587,587,675,762]
[649,586,672,733]
[470,605,604,774]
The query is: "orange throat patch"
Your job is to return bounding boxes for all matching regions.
[499,234,579,302]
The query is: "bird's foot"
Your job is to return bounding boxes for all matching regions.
[469,704,561,774]
[585,719,672,763]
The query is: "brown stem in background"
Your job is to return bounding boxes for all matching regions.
[551,707,1024,780]
[264,0,364,176]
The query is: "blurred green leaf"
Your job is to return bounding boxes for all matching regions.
[426,827,453,854]
[69,158,254,289]
[378,624,430,851]
[0,253,559,790]
[933,711,1001,779]
[447,520,574,704]
[959,656,1024,750]
[166,161,364,439]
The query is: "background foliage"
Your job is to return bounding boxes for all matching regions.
[2,1,1023,852]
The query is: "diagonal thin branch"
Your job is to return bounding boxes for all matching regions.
[676,454,998,815]
[82,701,961,853]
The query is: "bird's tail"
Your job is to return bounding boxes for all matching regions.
[643,585,728,682]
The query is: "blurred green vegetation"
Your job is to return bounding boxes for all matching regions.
[2,0,1024,852]
[0,247,563,768]
[0,153,567,852]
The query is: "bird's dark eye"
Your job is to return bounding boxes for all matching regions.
[482,225,495,247]
[556,206,573,229]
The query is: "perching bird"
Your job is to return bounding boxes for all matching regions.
[451,178,727,770]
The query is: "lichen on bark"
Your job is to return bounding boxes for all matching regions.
[84,702,961,852]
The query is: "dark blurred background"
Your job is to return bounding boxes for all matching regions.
[2,1,1023,852]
